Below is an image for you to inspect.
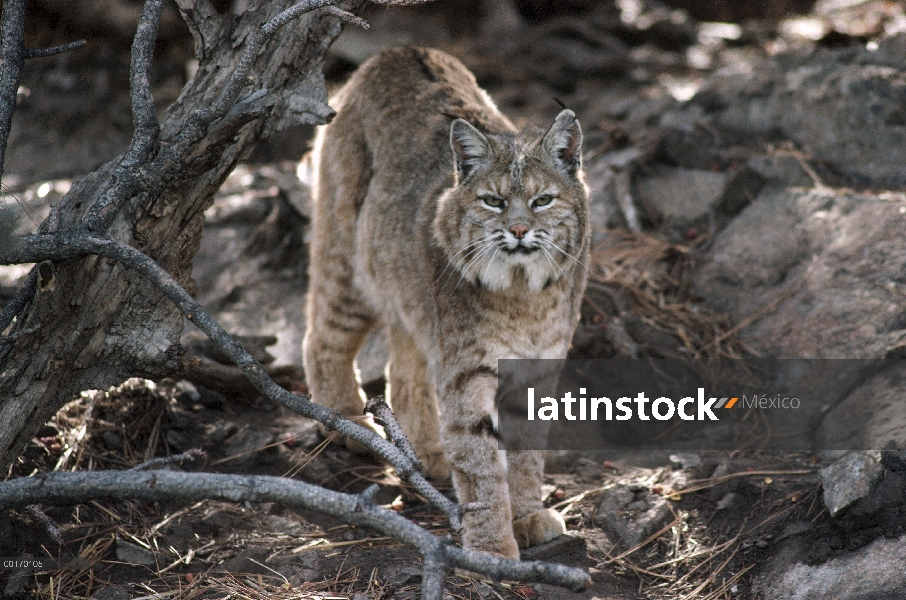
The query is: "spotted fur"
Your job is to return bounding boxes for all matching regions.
[303,47,589,558]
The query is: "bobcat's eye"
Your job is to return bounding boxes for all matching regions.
[480,195,506,210]
[532,195,556,209]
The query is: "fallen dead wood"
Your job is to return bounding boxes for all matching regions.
[0,470,591,593]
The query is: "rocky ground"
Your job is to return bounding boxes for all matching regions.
[2,1,906,598]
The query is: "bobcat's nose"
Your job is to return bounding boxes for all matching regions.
[509,223,529,240]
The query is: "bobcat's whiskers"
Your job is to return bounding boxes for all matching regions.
[436,232,497,285]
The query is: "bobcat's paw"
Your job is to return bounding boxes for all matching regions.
[420,451,451,481]
[512,508,566,549]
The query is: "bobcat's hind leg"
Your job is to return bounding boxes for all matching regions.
[386,327,450,480]
[303,266,382,451]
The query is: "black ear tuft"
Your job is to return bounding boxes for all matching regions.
[541,109,583,178]
[450,119,492,181]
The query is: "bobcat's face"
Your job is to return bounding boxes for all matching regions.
[434,110,589,293]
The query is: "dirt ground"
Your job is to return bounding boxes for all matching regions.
[2,1,906,599]
[1,380,839,600]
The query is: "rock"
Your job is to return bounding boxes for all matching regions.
[90,585,130,600]
[101,431,122,451]
[383,563,423,587]
[819,452,883,517]
[638,166,727,236]
[594,484,671,548]
[815,364,906,452]
[636,164,763,240]
[218,548,273,575]
[715,492,737,511]
[196,385,227,409]
[204,420,238,444]
[3,571,27,598]
[669,453,701,469]
[223,429,276,469]
[200,510,234,533]
[114,536,157,566]
[778,521,812,542]
[693,187,906,358]
[692,34,906,189]
[263,514,307,537]
[747,154,814,187]
[752,535,906,599]
[572,456,605,481]
[519,534,587,567]
[173,379,201,403]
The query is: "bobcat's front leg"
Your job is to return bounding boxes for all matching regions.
[439,369,519,559]
[507,450,566,548]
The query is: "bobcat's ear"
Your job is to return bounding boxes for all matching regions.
[541,109,583,178]
[450,118,491,181]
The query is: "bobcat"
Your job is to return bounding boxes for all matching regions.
[303,47,590,559]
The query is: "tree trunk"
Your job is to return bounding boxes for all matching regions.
[0,0,362,474]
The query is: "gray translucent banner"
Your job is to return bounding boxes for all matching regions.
[496,359,906,451]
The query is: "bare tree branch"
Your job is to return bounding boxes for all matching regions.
[122,0,167,170]
[0,0,27,189]
[0,0,367,471]
[22,40,87,59]
[366,396,424,470]
[0,1,87,186]
[84,0,354,234]
[0,471,591,595]
[190,0,359,125]
[323,5,371,29]
[128,448,207,471]
[0,230,465,531]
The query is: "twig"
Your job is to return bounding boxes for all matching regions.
[0,470,592,596]
[23,40,87,59]
[674,470,814,497]
[422,548,448,599]
[24,504,64,546]
[128,448,207,471]
[365,396,423,471]
[679,544,740,600]
[322,5,370,29]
